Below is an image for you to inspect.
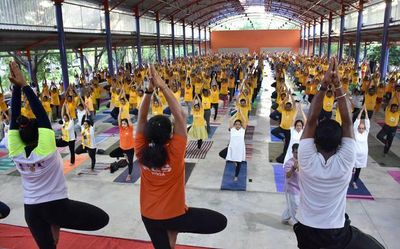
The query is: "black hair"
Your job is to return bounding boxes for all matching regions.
[292,143,299,151]
[315,119,342,153]
[294,119,304,128]
[139,115,172,169]
[16,116,38,146]
[83,119,93,126]
[390,104,399,109]
[121,118,129,124]
[234,119,242,125]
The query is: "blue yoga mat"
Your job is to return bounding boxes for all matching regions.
[186,115,193,124]
[208,126,218,139]
[104,117,117,125]
[95,135,109,145]
[94,114,107,121]
[272,163,285,192]
[270,127,283,142]
[113,160,141,184]
[102,110,112,114]
[347,178,374,200]
[221,161,247,191]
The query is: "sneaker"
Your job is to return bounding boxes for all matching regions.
[352,182,358,189]
[288,219,297,226]
[234,177,238,182]
[126,174,132,182]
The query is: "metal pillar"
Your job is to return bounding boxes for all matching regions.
[167,45,170,62]
[156,13,161,62]
[103,0,114,76]
[307,23,311,56]
[114,46,118,72]
[191,23,195,56]
[354,0,364,70]
[198,26,202,55]
[327,12,333,58]
[380,0,392,80]
[54,0,69,89]
[209,28,212,53]
[303,24,306,54]
[319,16,323,56]
[363,42,367,60]
[312,19,316,56]
[182,19,187,57]
[171,17,175,60]
[204,28,207,55]
[26,49,34,83]
[135,7,142,66]
[79,48,84,74]
[338,3,345,62]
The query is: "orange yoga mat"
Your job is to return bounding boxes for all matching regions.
[63,154,88,175]
[0,224,211,249]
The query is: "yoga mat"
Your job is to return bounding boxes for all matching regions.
[368,134,400,167]
[347,178,374,200]
[185,162,195,184]
[221,161,247,191]
[208,126,218,139]
[268,143,284,162]
[388,170,400,184]
[103,126,119,134]
[95,135,109,145]
[102,109,112,114]
[0,224,209,249]
[104,117,117,124]
[0,157,14,172]
[245,143,253,160]
[63,154,88,175]
[270,127,283,142]
[272,164,285,192]
[94,114,107,121]
[113,160,141,184]
[77,164,109,176]
[0,150,8,158]
[185,141,213,159]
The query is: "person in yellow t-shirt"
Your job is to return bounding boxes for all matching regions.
[228,74,235,102]
[210,84,220,121]
[119,97,130,120]
[93,83,102,110]
[220,78,229,107]
[85,92,95,118]
[50,85,60,119]
[377,100,399,155]
[271,101,297,163]
[364,87,377,118]
[65,95,77,120]
[41,95,52,121]
[151,96,163,116]
[375,83,386,113]
[0,93,8,115]
[319,90,334,122]
[202,89,212,133]
[188,95,208,149]
[184,82,193,116]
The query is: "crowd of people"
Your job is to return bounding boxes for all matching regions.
[0,50,398,249]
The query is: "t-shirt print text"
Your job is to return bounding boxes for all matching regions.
[143,164,172,176]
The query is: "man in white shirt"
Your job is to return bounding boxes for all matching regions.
[294,58,384,249]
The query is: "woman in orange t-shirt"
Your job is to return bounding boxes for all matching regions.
[109,112,135,181]
[135,65,227,249]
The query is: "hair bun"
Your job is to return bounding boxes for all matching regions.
[16,115,29,127]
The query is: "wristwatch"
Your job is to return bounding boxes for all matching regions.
[318,84,328,91]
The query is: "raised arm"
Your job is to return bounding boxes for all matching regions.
[150,65,187,138]
[136,80,152,135]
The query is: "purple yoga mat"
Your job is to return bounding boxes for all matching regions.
[104,126,119,134]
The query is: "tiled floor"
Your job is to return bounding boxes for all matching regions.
[1,65,400,249]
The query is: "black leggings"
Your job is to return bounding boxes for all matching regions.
[377,124,397,154]
[56,139,75,164]
[271,126,291,161]
[142,207,227,249]
[0,201,10,219]
[204,109,211,133]
[24,198,109,249]
[75,145,97,169]
[235,161,244,177]
[211,103,219,120]
[353,168,361,183]
[109,147,135,175]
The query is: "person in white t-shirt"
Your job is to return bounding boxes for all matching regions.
[294,58,384,249]
[75,119,97,171]
[7,61,109,249]
[226,118,247,181]
[55,103,76,165]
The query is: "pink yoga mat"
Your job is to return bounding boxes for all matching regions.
[388,170,400,184]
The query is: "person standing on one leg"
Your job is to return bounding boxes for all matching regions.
[7,61,109,249]
[135,65,227,249]
[56,103,76,166]
[75,120,97,172]
[294,58,384,249]
[376,96,400,156]
[282,143,300,226]
[226,118,247,182]
[352,105,370,189]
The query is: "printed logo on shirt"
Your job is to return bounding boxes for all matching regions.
[143,164,172,176]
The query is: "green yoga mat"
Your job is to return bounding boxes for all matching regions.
[368,134,400,168]
[268,143,284,162]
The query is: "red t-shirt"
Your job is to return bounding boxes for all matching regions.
[119,125,134,150]
[135,133,187,220]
